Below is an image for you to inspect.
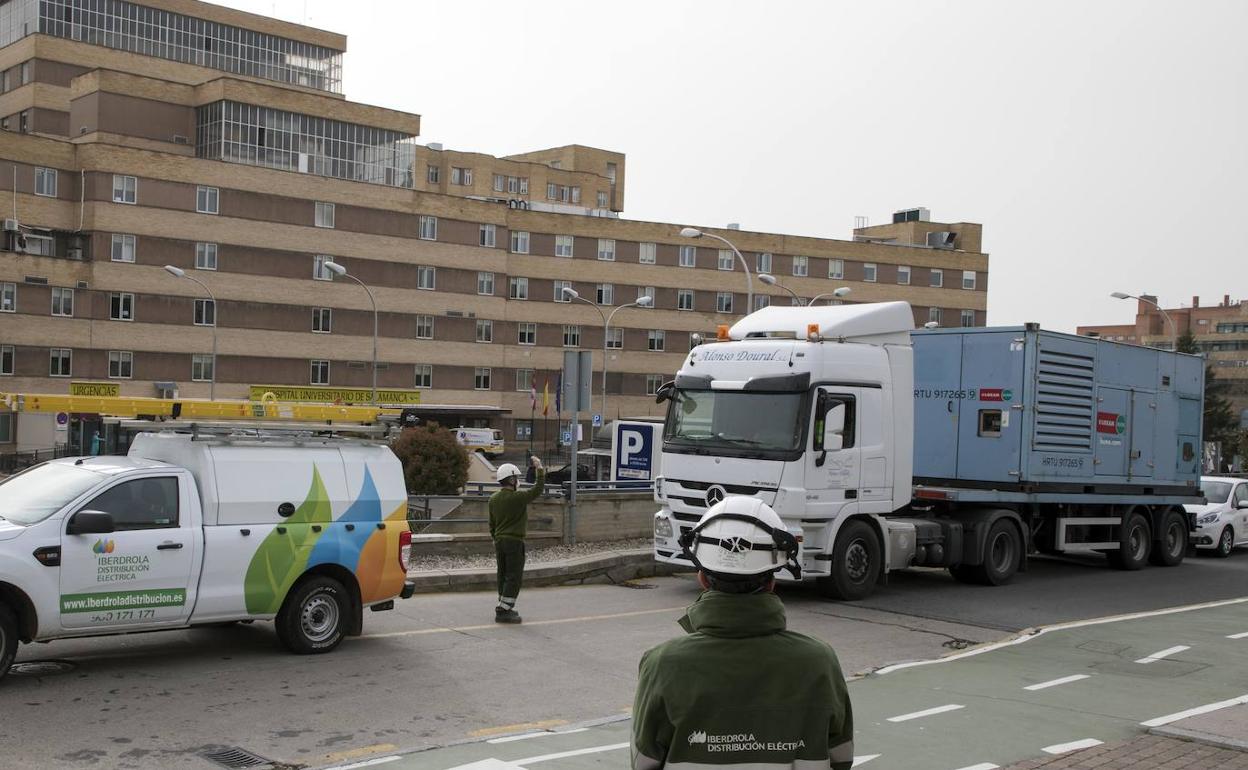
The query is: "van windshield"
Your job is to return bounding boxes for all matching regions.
[0,463,104,525]
[1203,481,1232,504]
[664,389,808,460]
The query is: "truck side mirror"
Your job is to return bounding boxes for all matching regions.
[66,510,116,536]
[654,381,676,404]
[823,404,846,452]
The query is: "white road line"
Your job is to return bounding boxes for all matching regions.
[852,755,880,767]
[886,704,965,722]
[1134,644,1190,664]
[327,757,402,770]
[515,741,630,764]
[1140,694,1248,727]
[1042,738,1103,754]
[953,764,1000,770]
[1023,674,1091,691]
[487,728,588,744]
[1228,631,1248,639]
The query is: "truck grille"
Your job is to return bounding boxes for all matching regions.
[1034,348,1096,451]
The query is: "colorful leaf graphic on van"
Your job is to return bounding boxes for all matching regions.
[306,467,381,573]
[243,465,332,614]
[357,500,410,604]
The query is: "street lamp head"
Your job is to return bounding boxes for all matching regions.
[323,260,348,277]
[562,286,580,300]
[924,321,940,329]
[758,273,778,286]
[833,287,851,298]
[636,295,653,307]
[679,227,702,239]
[163,265,186,278]
[1110,291,1133,300]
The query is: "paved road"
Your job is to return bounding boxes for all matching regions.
[2,550,1245,770]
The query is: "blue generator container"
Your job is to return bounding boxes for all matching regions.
[912,325,1203,493]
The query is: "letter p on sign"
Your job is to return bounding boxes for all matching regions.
[621,430,644,462]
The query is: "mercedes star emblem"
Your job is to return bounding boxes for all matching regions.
[705,485,727,506]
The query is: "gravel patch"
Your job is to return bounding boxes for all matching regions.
[410,537,653,572]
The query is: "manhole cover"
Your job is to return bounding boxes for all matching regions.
[8,660,77,677]
[199,747,274,769]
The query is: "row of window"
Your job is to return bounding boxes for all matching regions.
[0,347,667,395]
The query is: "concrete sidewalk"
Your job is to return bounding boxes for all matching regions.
[1005,704,1248,769]
[406,547,688,593]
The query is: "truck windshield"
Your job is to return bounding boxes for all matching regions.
[1202,481,1232,504]
[664,389,808,459]
[0,463,104,525]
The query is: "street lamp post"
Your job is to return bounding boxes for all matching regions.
[1111,292,1178,348]
[680,227,753,313]
[164,265,217,400]
[563,286,652,424]
[325,261,379,405]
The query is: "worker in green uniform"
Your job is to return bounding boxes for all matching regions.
[489,455,544,623]
[632,497,855,770]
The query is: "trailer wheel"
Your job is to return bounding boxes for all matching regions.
[0,602,17,682]
[819,519,880,601]
[1214,527,1235,558]
[276,576,348,654]
[1107,511,1150,570]
[949,519,1022,586]
[1148,509,1187,567]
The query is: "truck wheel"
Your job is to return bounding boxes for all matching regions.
[1148,509,1187,567]
[1214,527,1235,558]
[0,603,17,682]
[949,519,1022,586]
[819,519,881,601]
[1107,512,1150,570]
[276,577,348,654]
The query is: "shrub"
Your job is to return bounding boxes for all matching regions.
[390,421,470,495]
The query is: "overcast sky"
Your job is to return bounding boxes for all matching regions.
[222,0,1245,332]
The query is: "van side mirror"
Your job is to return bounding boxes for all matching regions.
[67,510,116,535]
[823,404,846,452]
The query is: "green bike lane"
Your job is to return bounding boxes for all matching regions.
[328,598,1248,770]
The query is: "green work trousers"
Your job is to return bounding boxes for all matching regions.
[495,537,526,603]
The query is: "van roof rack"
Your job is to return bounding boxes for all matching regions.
[108,419,392,442]
[0,392,404,424]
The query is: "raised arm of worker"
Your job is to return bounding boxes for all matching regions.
[631,647,673,770]
[519,455,545,501]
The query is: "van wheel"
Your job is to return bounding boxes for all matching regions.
[1149,509,1188,566]
[276,577,348,654]
[1215,527,1235,558]
[0,603,17,681]
[1108,512,1150,570]
[949,519,1022,586]
[819,519,880,601]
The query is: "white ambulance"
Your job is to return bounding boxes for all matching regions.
[455,427,505,458]
[0,430,415,680]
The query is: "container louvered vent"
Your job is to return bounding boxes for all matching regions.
[1033,347,1096,450]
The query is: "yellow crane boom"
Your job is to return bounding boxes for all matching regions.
[0,392,401,424]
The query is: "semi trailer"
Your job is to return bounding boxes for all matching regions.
[651,302,1205,599]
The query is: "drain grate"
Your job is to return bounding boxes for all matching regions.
[199,747,274,769]
[8,660,76,677]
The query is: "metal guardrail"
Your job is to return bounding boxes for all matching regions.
[557,480,655,497]
[0,446,74,473]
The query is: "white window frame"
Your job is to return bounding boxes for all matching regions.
[829,258,844,279]
[112,174,137,204]
[679,245,696,268]
[555,235,574,257]
[596,283,614,305]
[476,319,493,343]
[639,286,656,307]
[647,329,665,352]
[930,269,943,288]
[108,350,133,379]
[314,201,335,228]
[109,291,134,321]
[718,249,734,271]
[191,353,214,382]
[479,224,496,248]
[193,298,216,327]
[50,287,73,317]
[49,347,72,377]
[646,375,663,397]
[961,309,976,327]
[605,327,623,350]
[419,215,438,241]
[563,325,581,347]
[792,255,809,277]
[493,174,505,193]
[474,367,492,390]
[517,322,537,345]
[597,238,616,261]
[863,263,877,283]
[313,254,334,281]
[716,291,734,314]
[196,185,219,215]
[554,280,572,303]
[111,233,136,263]
[34,166,57,197]
[677,289,694,311]
[509,276,528,300]
[415,314,434,339]
[754,295,771,311]
[310,359,330,385]
[511,230,530,254]
[312,307,332,333]
[929,307,943,325]
[515,368,534,392]
[451,167,473,186]
[756,252,772,273]
[414,364,432,389]
[898,265,911,285]
[639,242,656,264]
[426,165,440,184]
[477,271,495,296]
[596,190,609,208]
[195,242,218,270]
[962,270,977,290]
[0,344,13,376]
[417,265,436,290]
[0,281,14,312]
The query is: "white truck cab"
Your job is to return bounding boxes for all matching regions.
[0,430,414,680]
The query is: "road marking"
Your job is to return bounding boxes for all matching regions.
[324,744,399,763]
[327,757,402,770]
[515,741,630,764]
[953,764,999,770]
[852,755,880,767]
[1134,645,1190,664]
[873,596,1248,675]
[1023,674,1091,691]
[471,720,568,738]
[488,728,588,744]
[364,606,687,639]
[886,704,965,722]
[1228,631,1248,639]
[1140,694,1248,727]
[1042,738,1103,754]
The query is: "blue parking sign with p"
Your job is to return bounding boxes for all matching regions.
[614,422,654,481]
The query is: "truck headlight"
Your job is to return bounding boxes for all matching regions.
[1197,512,1220,526]
[654,516,673,539]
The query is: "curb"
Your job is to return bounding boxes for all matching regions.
[1149,726,1248,754]
[406,548,692,593]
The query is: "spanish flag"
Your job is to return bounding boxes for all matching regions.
[542,378,551,417]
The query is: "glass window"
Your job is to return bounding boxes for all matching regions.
[108,350,133,379]
[679,246,696,268]
[930,269,943,288]
[191,354,214,382]
[517,322,536,345]
[493,174,505,193]
[112,174,137,204]
[961,309,975,327]
[427,165,440,184]
[313,308,332,333]
[195,242,218,270]
[110,292,134,321]
[646,375,664,396]
[314,201,334,228]
[829,259,844,279]
[51,287,73,317]
[665,389,810,456]
[0,282,13,311]
[648,330,665,352]
[0,345,12,375]
[509,277,528,300]
[474,367,492,390]
[556,235,574,257]
[476,319,493,343]
[515,369,534,392]
[717,292,733,313]
[929,307,943,325]
[194,298,215,326]
[606,328,623,349]
[718,249,734,271]
[511,230,530,254]
[596,283,614,305]
[554,280,572,302]
[515,420,533,441]
[639,286,656,307]
[563,325,581,347]
[84,477,180,531]
[863,263,877,282]
[415,314,434,339]
[963,270,977,290]
[313,254,334,280]
[792,256,808,277]
[414,364,432,388]
[417,266,436,290]
[310,359,330,385]
[49,347,72,377]
[111,234,136,263]
[639,242,656,264]
[598,239,616,261]
[34,167,56,197]
[754,295,771,311]
[678,289,694,311]
[452,167,473,185]
[419,215,437,240]
[197,185,219,214]
[898,265,911,285]
[597,190,609,208]
[756,252,772,273]
[479,224,496,248]
[478,271,495,295]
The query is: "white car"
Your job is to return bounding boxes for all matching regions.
[1187,476,1248,557]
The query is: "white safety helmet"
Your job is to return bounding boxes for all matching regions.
[495,463,523,483]
[679,497,801,580]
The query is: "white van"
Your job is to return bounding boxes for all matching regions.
[455,427,505,458]
[0,431,415,680]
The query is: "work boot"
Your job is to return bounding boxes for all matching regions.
[495,608,522,624]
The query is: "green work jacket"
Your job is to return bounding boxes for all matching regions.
[632,590,854,770]
[488,470,544,541]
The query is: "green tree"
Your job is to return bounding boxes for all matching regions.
[1175,331,1238,446]
[389,421,469,495]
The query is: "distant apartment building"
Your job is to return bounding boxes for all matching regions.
[0,0,990,455]
[1078,294,1248,423]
